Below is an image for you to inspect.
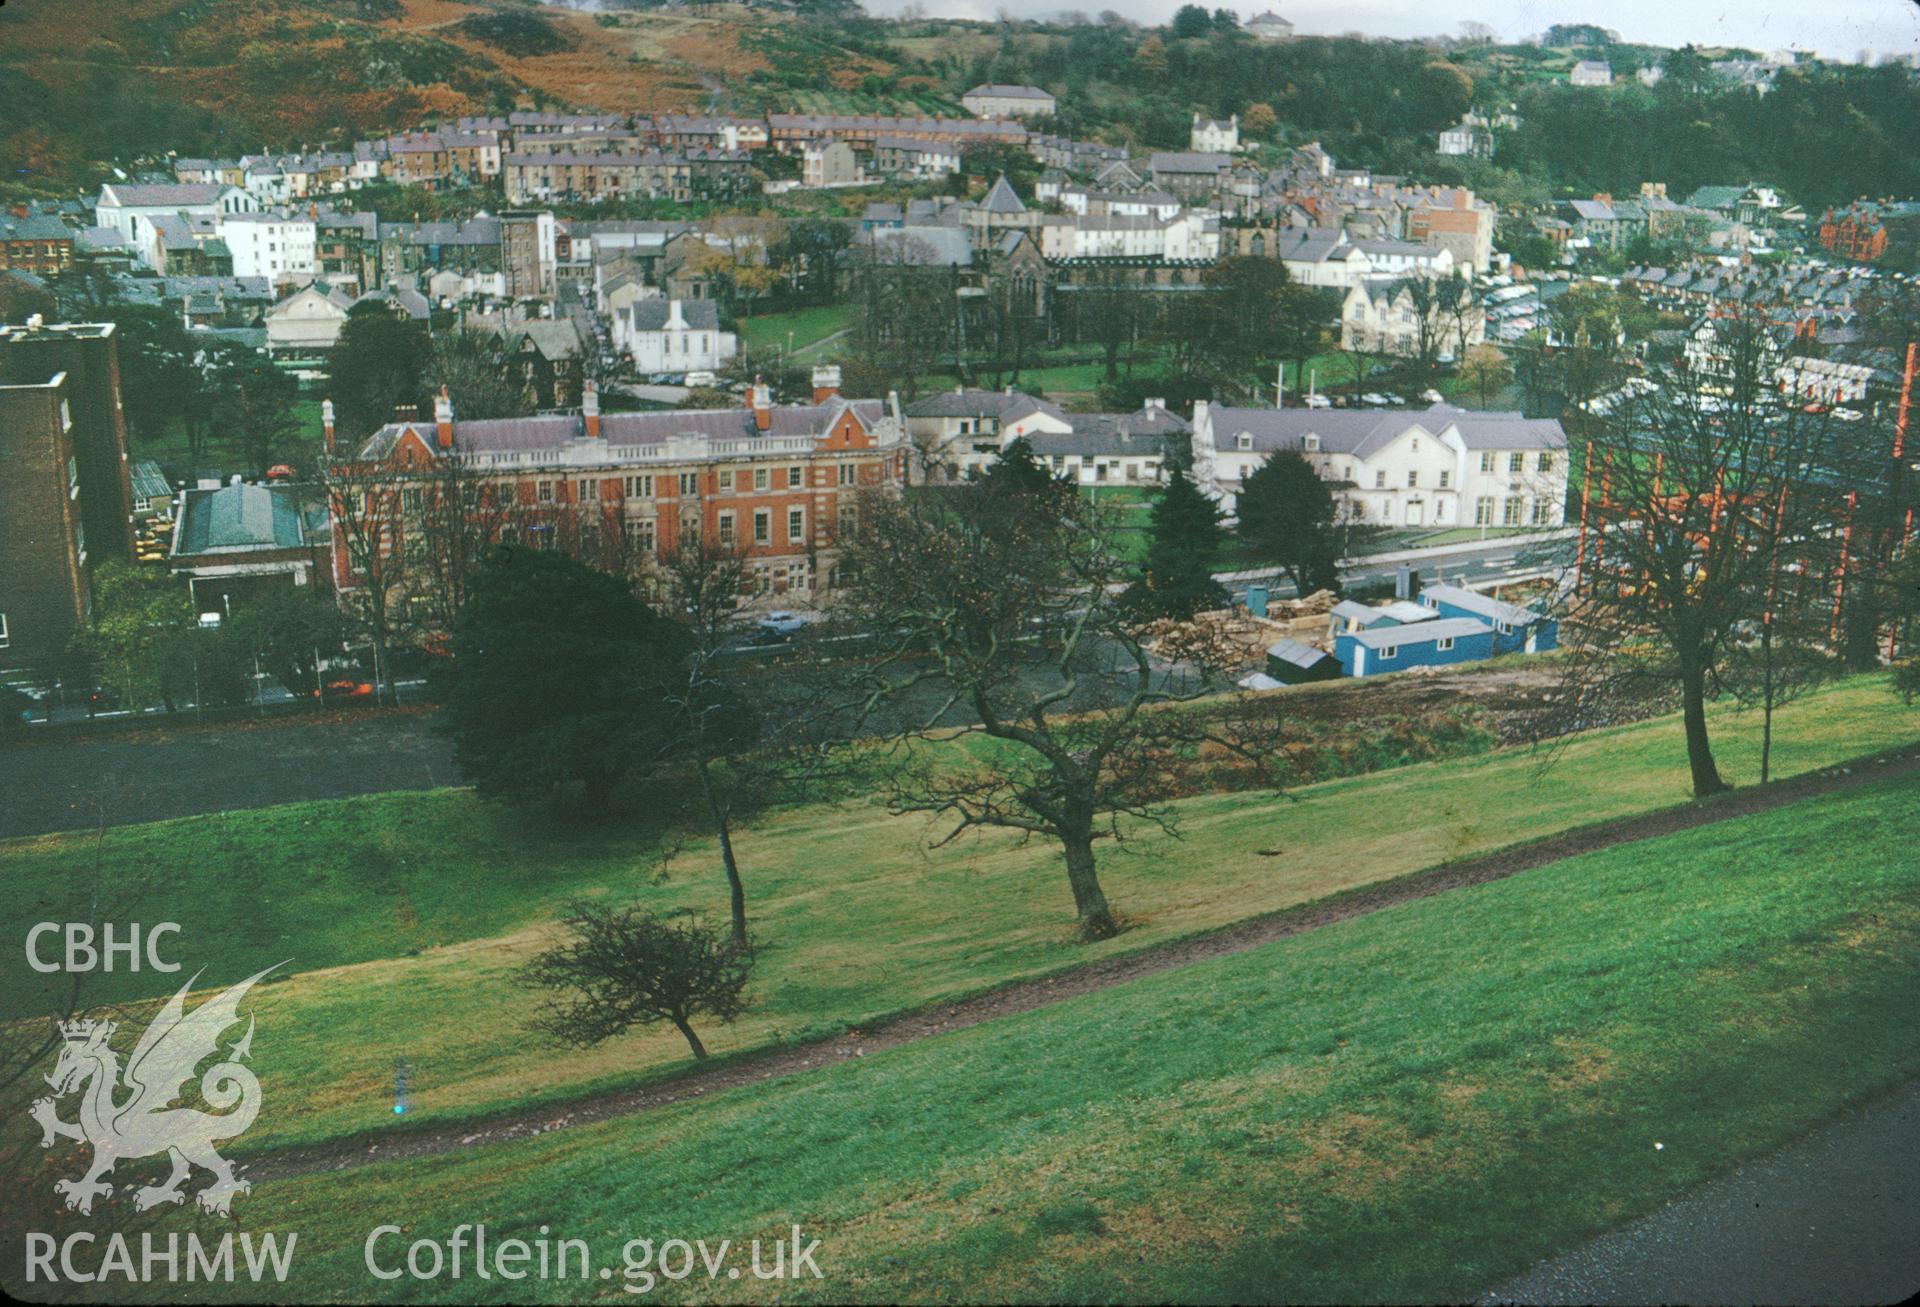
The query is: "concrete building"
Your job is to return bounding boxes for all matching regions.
[219,212,317,287]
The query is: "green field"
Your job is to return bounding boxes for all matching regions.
[734,304,855,361]
[3,677,1913,1161]
[48,768,1920,1302]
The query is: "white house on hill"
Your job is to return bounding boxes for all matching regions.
[1190,402,1568,529]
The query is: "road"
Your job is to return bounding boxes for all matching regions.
[1225,535,1574,605]
[1489,1080,1920,1306]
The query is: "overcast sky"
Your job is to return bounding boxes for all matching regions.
[870,1,1920,64]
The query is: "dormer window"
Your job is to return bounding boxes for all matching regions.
[1236,433,1252,451]
[1304,434,1320,452]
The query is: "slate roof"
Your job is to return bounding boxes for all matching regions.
[980,175,1027,215]
[906,387,1064,421]
[0,215,73,242]
[628,299,720,330]
[358,399,886,460]
[963,84,1054,102]
[859,226,973,267]
[1207,404,1565,459]
[99,183,229,209]
[1149,152,1231,175]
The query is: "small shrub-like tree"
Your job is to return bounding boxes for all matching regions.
[520,904,754,1060]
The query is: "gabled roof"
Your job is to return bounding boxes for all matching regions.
[980,175,1027,215]
[1207,404,1566,458]
[99,182,230,209]
[628,298,720,331]
[906,387,1062,421]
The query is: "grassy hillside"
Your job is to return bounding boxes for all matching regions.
[1,676,1912,1158]
[30,768,1920,1302]
[0,0,893,186]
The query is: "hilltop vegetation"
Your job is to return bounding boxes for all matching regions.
[5,2,1915,207]
[0,0,867,187]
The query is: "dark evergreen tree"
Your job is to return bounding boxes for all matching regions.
[1238,451,1343,594]
[1123,469,1227,620]
[437,546,690,808]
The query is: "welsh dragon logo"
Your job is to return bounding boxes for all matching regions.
[30,966,279,1217]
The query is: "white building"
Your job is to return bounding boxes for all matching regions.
[219,212,317,286]
[1340,274,1483,359]
[95,183,256,243]
[1190,403,1569,528]
[1570,60,1613,87]
[960,84,1057,119]
[903,387,1074,482]
[1247,10,1295,40]
[1191,114,1240,153]
[264,281,356,356]
[622,298,738,375]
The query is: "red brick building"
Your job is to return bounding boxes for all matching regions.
[329,373,907,610]
[1818,203,1890,262]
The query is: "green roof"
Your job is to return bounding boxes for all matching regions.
[175,483,317,556]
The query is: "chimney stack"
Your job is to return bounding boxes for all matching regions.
[322,398,336,454]
[434,386,454,449]
[749,380,772,432]
[582,379,601,439]
[811,364,841,404]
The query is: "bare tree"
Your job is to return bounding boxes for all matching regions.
[835,443,1274,939]
[323,443,412,704]
[1561,318,1834,797]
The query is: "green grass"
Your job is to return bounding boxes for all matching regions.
[734,304,855,359]
[129,396,326,474]
[56,770,1920,1303]
[2,678,1913,1159]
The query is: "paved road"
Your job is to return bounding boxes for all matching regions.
[1227,536,1573,604]
[1489,1080,1920,1305]
[0,710,456,839]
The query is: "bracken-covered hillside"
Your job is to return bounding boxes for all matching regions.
[0,0,891,187]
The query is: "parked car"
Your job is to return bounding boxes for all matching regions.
[1302,393,1332,409]
[1832,407,1864,422]
[1360,392,1394,407]
[757,610,807,638]
[1419,388,1445,405]
[684,370,718,388]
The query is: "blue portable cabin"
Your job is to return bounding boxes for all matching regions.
[1328,598,1438,642]
[1334,617,1496,677]
[1419,583,1558,655]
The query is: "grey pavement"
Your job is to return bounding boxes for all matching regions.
[1489,1080,1920,1306]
